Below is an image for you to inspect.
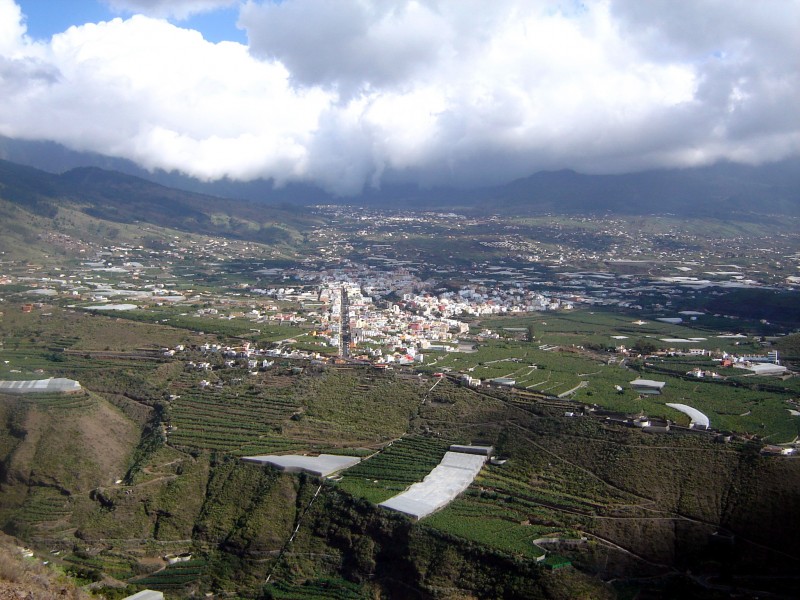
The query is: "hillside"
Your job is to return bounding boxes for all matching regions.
[0,303,799,598]
[0,531,89,599]
[0,159,321,253]
[479,160,800,217]
[1,154,799,598]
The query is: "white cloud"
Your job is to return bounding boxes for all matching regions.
[1,14,330,182]
[1,0,799,195]
[0,0,27,54]
[103,0,238,20]
[241,0,447,95]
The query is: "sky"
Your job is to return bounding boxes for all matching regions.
[1,0,799,195]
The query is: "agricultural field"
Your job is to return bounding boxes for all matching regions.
[1,261,799,599]
[95,304,309,344]
[3,149,800,599]
[481,309,767,355]
[421,416,650,560]
[158,366,430,454]
[165,369,304,453]
[10,390,95,411]
[131,558,208,591]
[264,577,370,600]
[0,303,201,354]
[336,436,451,504]
[62,550,139,582]
[285,370,425,446]
[422,310,800,443]
[423,500,551,559]
[10,486,73,532]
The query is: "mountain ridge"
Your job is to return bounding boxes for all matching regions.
[0,158,322,247]
[2,136,799,215]
[481,160,800,216]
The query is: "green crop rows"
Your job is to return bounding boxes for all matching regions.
[13,487,72,527]
[132,558,207,589]
[423,329,800,442]
[9,391,94,411]
[106,306,306,343]
[424,500,549,559]
[265,577,369,599]
[63,551,137,581]
[336,436,451,504]
[166,372,302,453]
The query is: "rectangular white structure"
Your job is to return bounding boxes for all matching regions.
[745,363,787,376]
[242,454,361,477]
[0,378,82,394]
[630,379,666,394]
[379,451,487,520]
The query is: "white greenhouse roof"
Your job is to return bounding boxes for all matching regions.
[379,451,487,520]
[123,591,165,600]
[630,379,666,389]
[666,403,710,429]
[0,378,82,394]
[242,454,361,477]
[448,444,493,456]
[746,363,787,376]
[86,303,139,311]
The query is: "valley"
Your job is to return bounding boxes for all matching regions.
[0,162,799,598]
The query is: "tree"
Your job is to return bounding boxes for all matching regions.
[632,338,658,355]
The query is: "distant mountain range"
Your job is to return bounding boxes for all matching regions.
[482,161,800,216]
[0,158,320,247]
[1,135,799,217]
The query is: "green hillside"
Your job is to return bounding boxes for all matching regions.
[0,159,321,261]
[0,303,798,599]
[1,158,799,598]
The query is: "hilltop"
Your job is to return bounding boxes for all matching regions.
[479,159,800,217]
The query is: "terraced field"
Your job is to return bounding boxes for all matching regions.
[423,334,800,442]
[265,577,369,599]
[166,372,303,454]
[12,390,95,411]
[336,436,451,504]
[12,487,72,530]
[63,550,138,581]
[132,558,208,591]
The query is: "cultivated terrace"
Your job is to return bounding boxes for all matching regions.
[1,205,799,599]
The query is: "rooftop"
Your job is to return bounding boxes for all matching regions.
[241,454,361,477]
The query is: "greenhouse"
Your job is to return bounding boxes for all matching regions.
[665,403,710,429]
[0,378,82,394]
[379,450,488,520]
[241,454,361,477]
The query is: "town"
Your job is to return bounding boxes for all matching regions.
[2,208,798,443]
[1,206,800,600]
